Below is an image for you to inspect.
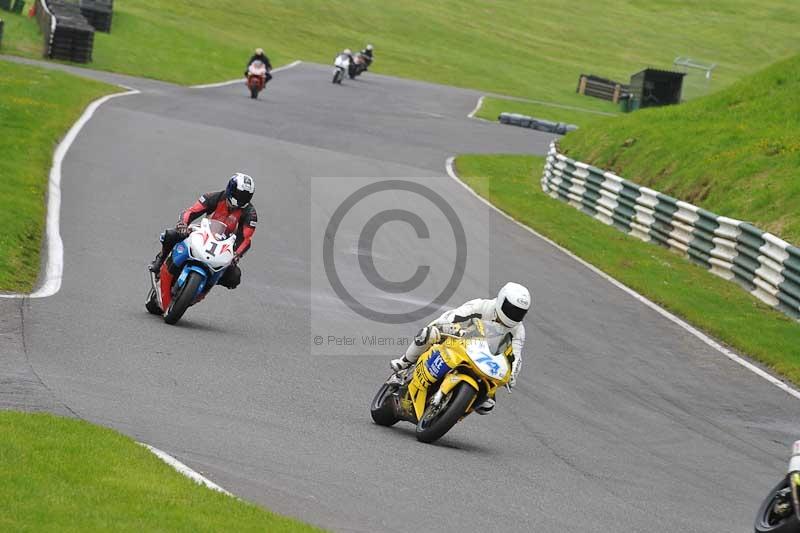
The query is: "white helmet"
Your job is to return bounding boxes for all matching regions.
[343,48,352,55]
[495,282,531,327]
[366,44,373,51]
[255,48,264,55]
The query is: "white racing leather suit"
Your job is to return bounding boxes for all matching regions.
[402,298,525,385]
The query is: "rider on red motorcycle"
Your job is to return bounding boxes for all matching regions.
[245,48,273,83]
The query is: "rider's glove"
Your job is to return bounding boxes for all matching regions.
[231,253,241,266]
[176,222,189,236]
[414,326,441,346]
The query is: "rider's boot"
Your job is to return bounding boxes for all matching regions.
[475,398,496,415]
[148,252,164,274]
[389,356,412,373]
[390,342,427,373]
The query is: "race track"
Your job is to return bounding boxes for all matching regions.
[4,60,800,532]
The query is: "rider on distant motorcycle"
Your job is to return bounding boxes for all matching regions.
[245,48,273,83]
[148,173,257,291]
[360,44,374,69]
[390,282,531,414]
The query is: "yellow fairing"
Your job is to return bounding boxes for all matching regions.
[438,372,479,396]
[407,349,438,419]
[405,324,511,420]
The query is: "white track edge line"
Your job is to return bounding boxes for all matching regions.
[467,95,484,118]
[445,157,800,401]
[1,88,140,300]
[140,443,232,496]
[190,60,302,89]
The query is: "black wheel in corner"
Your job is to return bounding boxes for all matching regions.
[755,477,800,533]
[145,288,161,315]
[250,85,259,99]
[370,382,400,426]
[163,271,202,325]
[415,382,476,444]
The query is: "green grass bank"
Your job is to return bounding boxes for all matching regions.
[0,61,114,292]
[0,411,321,531]
[560,53,800,243]
[3,1,800,106]
[455,155,800,384]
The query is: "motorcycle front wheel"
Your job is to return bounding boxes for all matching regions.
[415,382,476,444]
[370,382,400,427]
[164,271,202,325]
[755,477,800,533]
[250,85,259,99]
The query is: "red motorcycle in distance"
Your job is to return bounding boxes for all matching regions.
[246,61,268,99]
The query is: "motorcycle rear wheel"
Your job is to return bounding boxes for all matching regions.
[370,382,400,427]
[755,477,800,533]
[164,271,202,325]
[415,382,476,444]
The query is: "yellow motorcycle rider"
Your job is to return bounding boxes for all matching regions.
[390,282,530,414]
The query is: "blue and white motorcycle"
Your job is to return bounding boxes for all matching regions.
[146,218,236,325]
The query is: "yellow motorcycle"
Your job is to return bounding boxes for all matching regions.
[371,318,513,443]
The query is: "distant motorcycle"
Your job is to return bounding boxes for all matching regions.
[370,318,513,444]
[332,53,350,84]
[246,61,268,99]
[146,218,236,325]
[754,440,800,532]
[349,52,372,79]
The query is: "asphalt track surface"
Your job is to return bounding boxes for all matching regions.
[3,59,800,532]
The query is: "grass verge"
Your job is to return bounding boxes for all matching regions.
[454,154,800,384]
[0,411,321,532]
[3,1,800,102]
[560,53,800,243]
[475,96,616,127]
[0,60,115,292]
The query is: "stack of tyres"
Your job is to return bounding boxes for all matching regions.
[79,0,112,32]
[0,0,11,10]
[47,0,94,63]
[0,19,4,50]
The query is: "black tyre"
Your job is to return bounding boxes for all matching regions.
[415,382,476,444]
[332,71,341,84]
[145,288,161,315]
[163,271,202,325]
[370,382,400,427]
[755,477,800,533]
[250,85,259,99]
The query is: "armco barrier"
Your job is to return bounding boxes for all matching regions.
[499,112,578,135]
[541,141,800,319]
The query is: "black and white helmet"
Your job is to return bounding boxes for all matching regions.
[225,173,255,208]
[495,282,531,327]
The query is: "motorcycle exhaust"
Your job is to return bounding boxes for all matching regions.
[790,441,800,521]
